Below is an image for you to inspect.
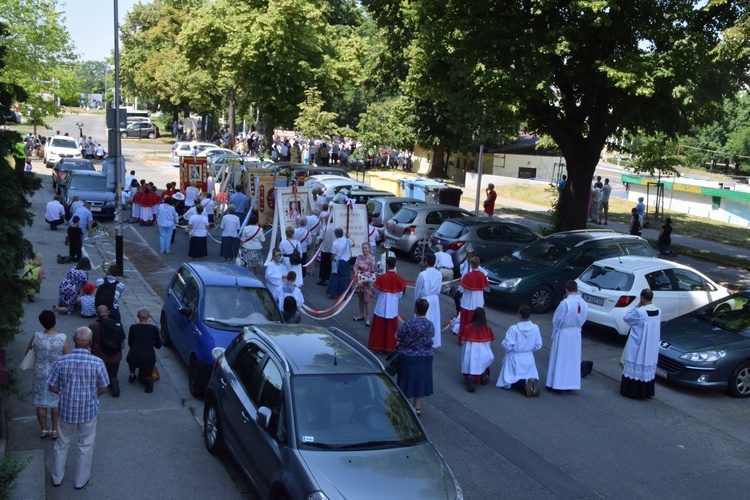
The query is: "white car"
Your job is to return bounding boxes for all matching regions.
[169,141,218,163]
[44,136,82,168]
[304,174,374,202]
[576,256,731,335]
[196,147,235,159]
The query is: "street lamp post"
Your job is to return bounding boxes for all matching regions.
[113,0,123,273]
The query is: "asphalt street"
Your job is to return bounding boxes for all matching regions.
[7,113,750,499]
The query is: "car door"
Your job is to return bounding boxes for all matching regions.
[474,225,507,259]
[164,267,189,341]
[229,353,287,494]
[670,268,721,318]
[174,276,201,363]
[221,342,266,481]
[423,210,444,238]
[645,269,681,319]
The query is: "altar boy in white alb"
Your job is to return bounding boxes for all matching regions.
[414,253,442,348]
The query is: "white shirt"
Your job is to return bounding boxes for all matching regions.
[293,227,311,253]
[434,251,453,269]
[331,237,352,261]
[125,174,137,191]
[220,214,241,238]
[156,203,177,228]
[306,214,322,236]
[185,186,200,207]
[240,225,265,250]
[45,200,66,221]
[201,197,215,216]
[188,214,209,237]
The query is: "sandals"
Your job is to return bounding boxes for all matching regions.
[51,429,58,440]
[365,322,371,327]
[40,429,49,439]
[415,408,422,417]
[353,317,365,322]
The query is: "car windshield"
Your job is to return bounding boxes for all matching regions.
[434,220,465,239]
[511,239,571,267]
[61,161,94,172]
[694,295,750,334]
[392,208,418,224]
[51,138,78,149]
[579,265,635,291]
[68,175,107,191]
[292,373,425,450]
[203,286,281,326]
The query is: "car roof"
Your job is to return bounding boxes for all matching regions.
[348,189,394,195]
[246,324,381,375]
[183,262,266,287]
[542,229,636,246]
[58,159,94,167]
[369,196,424,204]
[591,255,691,273]
[401,204,471,213]
[69,170,105,177]
[441,215,524,227]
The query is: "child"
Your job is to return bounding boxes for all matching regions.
[21,253,45,302]
[67,215,84,262]
[457,307,495,393]
[276,271,304,316]
[496,304,543,397]
[77,282,97,318]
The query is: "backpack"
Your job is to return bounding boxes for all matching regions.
[288,242,303,265]
[95,279,119,309]
[99,318,124,355]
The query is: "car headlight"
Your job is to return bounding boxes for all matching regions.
[679,350,726,362]
[497,278,521,289]
[105,200,116,207]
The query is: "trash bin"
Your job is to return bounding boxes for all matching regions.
[436,187,463,207]
[412,179,447,201]
[399,178,414,198]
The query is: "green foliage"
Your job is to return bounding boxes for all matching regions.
[356,96,414,153]
[77,61,110,94]
[295,87,338,138]
[0,0,77,127]
[0,452,28,500]
[622,135,680,176]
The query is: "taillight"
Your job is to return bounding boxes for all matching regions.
[404,225,416,235]
[614,296,636,307]
[447,241,465,250]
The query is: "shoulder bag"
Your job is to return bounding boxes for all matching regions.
[20,347,36,371]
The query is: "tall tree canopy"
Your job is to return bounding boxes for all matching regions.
[365,0,749,229]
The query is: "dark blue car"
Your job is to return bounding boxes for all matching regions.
[160,263,283,397]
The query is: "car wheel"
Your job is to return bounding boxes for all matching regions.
[203,397,224,454]
[148,132,155,139]
[530,286,554,313]
[410,242,426,262]
[727,361,750,398]
[120,132,128,140]
[159,312,172,347]
[189,356,203,398]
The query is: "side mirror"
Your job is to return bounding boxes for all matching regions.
[179,307,192,318]
[257,407,272,429]
[211,347,225,360]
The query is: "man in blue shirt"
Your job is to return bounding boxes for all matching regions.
[229,184,249,224]
[48,327,109,490]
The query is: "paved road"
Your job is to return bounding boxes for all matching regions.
[11,113,750,499]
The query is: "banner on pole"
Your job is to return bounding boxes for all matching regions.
[329,203,368,258]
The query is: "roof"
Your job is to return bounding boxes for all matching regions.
[442,216,526,228]
[248,325,380,375]
[401,204,471,214]
[543,229,624,245]
[592,255,689,272]
[483,132,560,156]
[68,170,105,177]
[184,262,266,288]
[367,196,424,204]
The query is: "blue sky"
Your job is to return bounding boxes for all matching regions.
[63,0,142,62]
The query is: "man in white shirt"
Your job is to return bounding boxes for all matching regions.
[433,244,455,282]
[200,193,215,224]
[184,181,200,207]
[124,171,137,192]
[414,253,443,348]
[45,196,67,230]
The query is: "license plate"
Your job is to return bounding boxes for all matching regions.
[387,237,397,245]
[655,367,668,379]
[582,293,603,306]
[90,207,102,212]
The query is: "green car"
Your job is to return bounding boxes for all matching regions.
[484,229,658,313]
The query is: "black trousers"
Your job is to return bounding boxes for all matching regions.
[319,252,332,281]
[104,360,120,382]
[128,361,155,383]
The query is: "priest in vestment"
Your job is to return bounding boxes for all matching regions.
[458,257,489,334]
[368,257,407,353]
[414,253,442,348]
[546,280,588,391]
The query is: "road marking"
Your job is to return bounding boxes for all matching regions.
[126,224,177,273]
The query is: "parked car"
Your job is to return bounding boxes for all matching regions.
[169,141,217,163]
[367,196,426,239]
[52,158,96,193]
[305,175,374,202]
[121,121,160,139]
[60,171,117,218]
[345,189,395,206]
[291,166,350,178]
[204,324,463,499]
[44,135,82,168]
[4,110,20,123]
[657,291,750,397]
[429,217,542,277]
[484,230,658,313]
[576,256,730,336]
[197,147,236,159]
[160,263,283,397]
[385,204,472,262]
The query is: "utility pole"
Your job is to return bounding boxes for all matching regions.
[113,0,124,274]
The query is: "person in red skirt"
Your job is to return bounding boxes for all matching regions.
[458,307,495,393]
[368,257,406,353]
[458,257,489,334]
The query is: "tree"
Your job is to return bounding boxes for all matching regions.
[0,0,77,130]
[356,96,415,154]
[295,87,338,137]
[77,60,110,95]
[365,0,748,229]
[0,22,42,347]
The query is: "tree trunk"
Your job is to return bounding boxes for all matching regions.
[556,149,600,230]
[227,84,237,148]
[428,142,447,178]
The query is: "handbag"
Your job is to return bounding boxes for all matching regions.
[20,348,36,371]
[151,366,160,382]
